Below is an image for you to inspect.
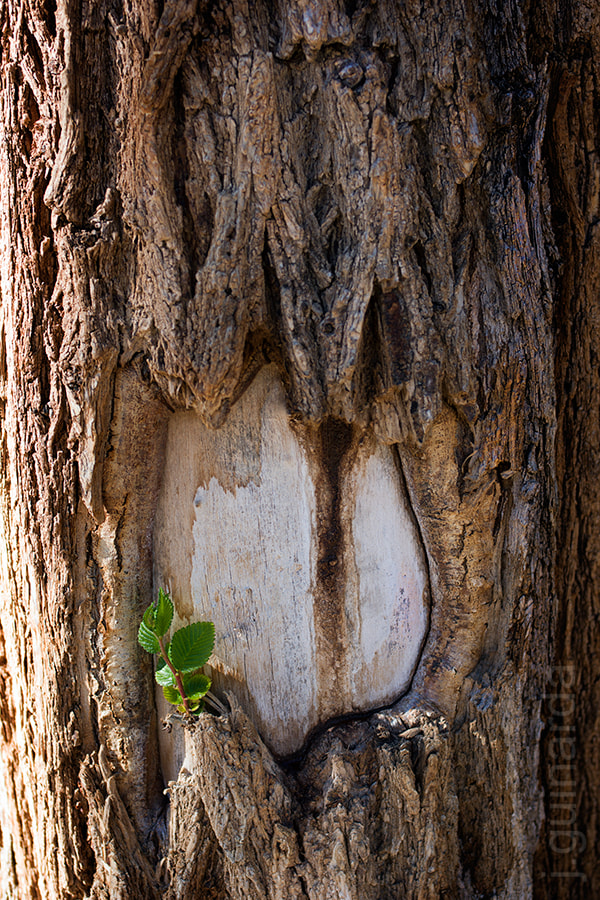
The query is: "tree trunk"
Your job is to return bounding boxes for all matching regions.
[0,1,598,897]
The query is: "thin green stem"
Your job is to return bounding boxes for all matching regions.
[157,635,192,715]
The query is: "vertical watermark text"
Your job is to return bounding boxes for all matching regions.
[545,665,587,884]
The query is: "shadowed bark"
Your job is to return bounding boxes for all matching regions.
[0,0,598,897]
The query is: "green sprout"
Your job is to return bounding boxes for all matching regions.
[138,588,215,716]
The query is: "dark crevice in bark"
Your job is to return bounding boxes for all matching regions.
[384,52,400,116]
[41,0,57,38]
[375,285,413,387]
[351,286,385,415]
[172,69,197,304]
[492,464,512,539]
[23,24,47,89]
[261,227,296,391]
[412,119,443,217]
[413,239,433,299]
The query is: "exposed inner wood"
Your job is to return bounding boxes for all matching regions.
[154,366,429,763]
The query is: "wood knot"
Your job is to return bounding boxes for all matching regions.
[336,59,363,89]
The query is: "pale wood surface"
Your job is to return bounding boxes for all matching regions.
[155,366,428,761]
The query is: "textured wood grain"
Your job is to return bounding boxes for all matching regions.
[538,32,600,895]
[0,0,598,898]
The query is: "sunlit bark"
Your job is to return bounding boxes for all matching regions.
[0,1,598,897]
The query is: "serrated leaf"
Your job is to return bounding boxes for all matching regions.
[154,588,174,638]
[142,604,157,631]
[162,685,182,706]
[169,621,215,673]
[138,619,160,654]
[155,664,176,687]
[183,672,211,699]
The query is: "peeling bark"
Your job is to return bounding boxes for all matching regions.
[0,0,599,898]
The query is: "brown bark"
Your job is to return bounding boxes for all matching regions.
[0,0,598,898]
[535,30,600,896]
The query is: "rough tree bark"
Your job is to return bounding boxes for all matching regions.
[0,1,598,898]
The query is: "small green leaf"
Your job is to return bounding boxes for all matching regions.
[169,622,215,673]
[155,665,176,687]
[154,588,174,638]
[183,672,211,699]
[138,619,160,654]
[162,685,182,706]
[157,647,169,669]
[142,604,157,632]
